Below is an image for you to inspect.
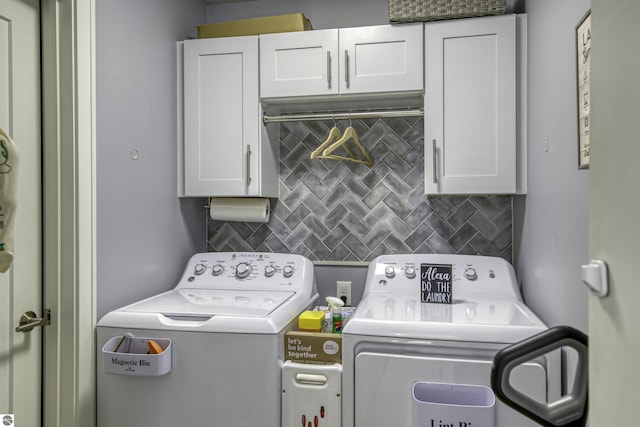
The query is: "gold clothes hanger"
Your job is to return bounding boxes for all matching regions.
[310,125,342,159]
[318,125,373,167]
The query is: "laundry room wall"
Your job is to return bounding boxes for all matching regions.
[205,0,523,29]
[205,0,590,332]
[95,0,206,318]
[516,0,590,332]
[93,0,590,329]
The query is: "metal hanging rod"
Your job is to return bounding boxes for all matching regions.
[262,108,424,124]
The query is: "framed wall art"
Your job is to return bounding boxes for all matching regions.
[576,10,591,169]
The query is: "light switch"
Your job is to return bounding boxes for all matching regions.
[581,259,608,297]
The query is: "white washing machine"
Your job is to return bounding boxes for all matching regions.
[342,254,561,427]
[97,252,318,427]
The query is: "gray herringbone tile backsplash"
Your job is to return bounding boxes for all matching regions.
[207,116,513,263]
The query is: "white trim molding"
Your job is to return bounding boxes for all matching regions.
[41,0,96,426]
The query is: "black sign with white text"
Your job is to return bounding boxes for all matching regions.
[420,264,453,304]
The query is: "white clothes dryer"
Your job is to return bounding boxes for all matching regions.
[97,252,318,427]
[342,254,561,427]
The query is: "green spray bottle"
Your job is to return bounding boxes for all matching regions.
[326,296,345,333]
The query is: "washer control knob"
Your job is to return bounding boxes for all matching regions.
[235,262,252,279]
[385,266,396,278]
[194,263,206,276]
[264,265,276,278]
[464,268,478,281]
[405,266,416,279]
[282,265,294,278]
[211,264,224,276]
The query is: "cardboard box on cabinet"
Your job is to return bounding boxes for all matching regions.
[197,13,312,39]
[284,331,342,364]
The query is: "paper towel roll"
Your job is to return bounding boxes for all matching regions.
[209,197,270,223]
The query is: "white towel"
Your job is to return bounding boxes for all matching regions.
[0,128,18,273]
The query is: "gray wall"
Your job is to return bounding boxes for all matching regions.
[206,0,389,29]
[96,0,206,318]
[516,0,590,332]
[206,0,523,29]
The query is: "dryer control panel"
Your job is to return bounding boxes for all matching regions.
[364,254,521,299]
[176,252,315,292]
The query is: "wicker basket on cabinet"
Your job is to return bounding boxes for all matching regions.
[389,0,506,23]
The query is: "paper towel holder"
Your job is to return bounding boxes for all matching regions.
[207,197,271,223]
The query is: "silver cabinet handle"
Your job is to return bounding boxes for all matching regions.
[16,309,50,333]
[432,139,438,184]
[344,50,350,88]
[327,51,332,89]
[246,145,252,187]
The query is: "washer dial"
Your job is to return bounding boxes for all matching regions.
[385,266,396,278]
[235,262,252,279]
[194,263,206,276]
[211,264,224,276]
[264,265,276,278]
[282,265,294,278]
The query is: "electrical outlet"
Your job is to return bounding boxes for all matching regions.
[336,281,352,306]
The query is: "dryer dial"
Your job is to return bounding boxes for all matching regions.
[464,267,478,281]
[405,266,416,279]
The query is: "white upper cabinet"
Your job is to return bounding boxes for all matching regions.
[180,36,278,197]
[260,29,339,98]
[424,15,525,195]
[260,24,424,99]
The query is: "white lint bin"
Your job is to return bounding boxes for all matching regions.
[102,336,172,376]
[413,382,496,427]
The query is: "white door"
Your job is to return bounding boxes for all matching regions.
[182,36,260,197]
[425,15,516,195]
[259,29,339,98]
[589,0,640,424]
[0,0,42,426]
[260,24,423,99]
[339,24,423,95]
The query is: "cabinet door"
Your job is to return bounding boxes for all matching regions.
[183,36,259,196]
[339,23,423,95]
[425,15,516,195]
[260,29,339,98]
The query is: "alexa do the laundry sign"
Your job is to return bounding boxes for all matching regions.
[420,264,453,304]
